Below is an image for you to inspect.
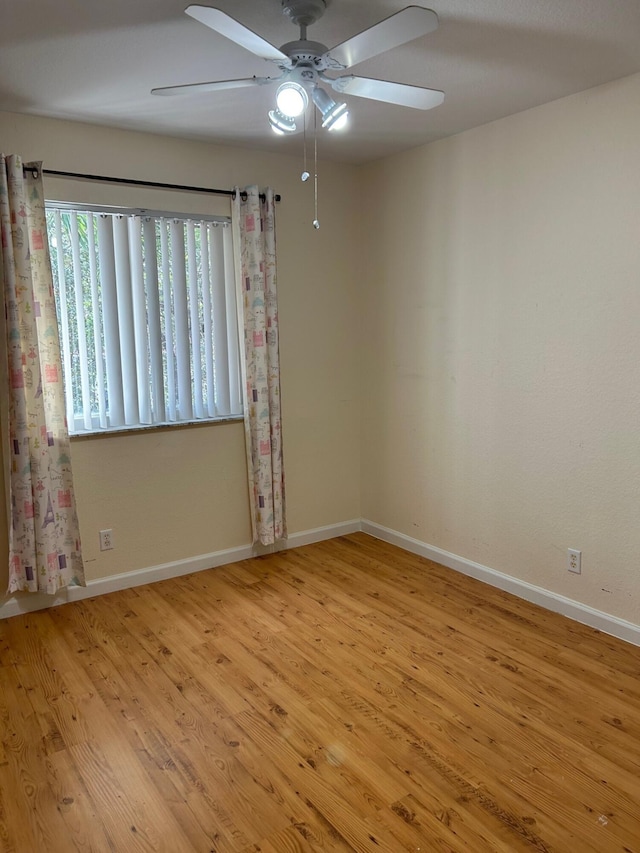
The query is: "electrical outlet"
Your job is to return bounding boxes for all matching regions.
[99,529,114,551]
[568,548,581,574]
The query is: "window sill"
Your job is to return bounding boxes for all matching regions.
[69,415,244,441]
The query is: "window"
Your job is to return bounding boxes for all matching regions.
[46,203,242,435]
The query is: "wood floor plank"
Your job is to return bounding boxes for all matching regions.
[0,662,80,853]
[262,619,553,850]
[0,762,44,853]
[1,533,639,851]
[212,713,356,852]
[44,747,116,853]
[29,606,231,851]
[76,598,287,849]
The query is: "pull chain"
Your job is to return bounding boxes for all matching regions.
[301,110,310,182]
[313,106,320,229]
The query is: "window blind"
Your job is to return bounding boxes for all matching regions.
[47,204,242,434]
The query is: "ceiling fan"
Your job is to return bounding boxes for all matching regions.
[152,0,444,134]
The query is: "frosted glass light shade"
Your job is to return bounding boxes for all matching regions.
[268,109,297,133]
[311,86,349,131]
[323,102,348,131]
[276,82,308,117]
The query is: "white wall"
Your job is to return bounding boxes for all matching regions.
[360,73,640,626]
[0,111,362,592]
[3,72,640,631]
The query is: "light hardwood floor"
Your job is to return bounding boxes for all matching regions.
[1,533,639,852]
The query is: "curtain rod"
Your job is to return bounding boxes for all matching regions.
[22,167,281,203]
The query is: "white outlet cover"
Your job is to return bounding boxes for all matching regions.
[568,548,581,574]
[99,529,114,551]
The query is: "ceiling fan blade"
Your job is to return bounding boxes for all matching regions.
[329,75,444,110]
[185,5,289,63]
[151,76,276,96]
[322,6,439,70]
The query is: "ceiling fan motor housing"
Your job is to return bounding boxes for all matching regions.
[279,39,329,65]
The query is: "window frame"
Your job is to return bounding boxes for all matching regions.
[45,199,243,437]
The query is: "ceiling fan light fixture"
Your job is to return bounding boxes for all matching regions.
[275,81,309,118]
[323,101,349,131]
[268,108,297,134]
[312,86,349,131]
[155,4,445,154]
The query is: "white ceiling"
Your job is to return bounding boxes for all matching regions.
[2,0,640,164]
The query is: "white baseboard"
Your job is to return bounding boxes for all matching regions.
[4,517,638,649]
[0,520,362,621]
[286,519,362,548]
[362,520,640,648]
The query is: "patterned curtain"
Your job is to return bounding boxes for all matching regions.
[232,186,286,546]
[0,155,85,593]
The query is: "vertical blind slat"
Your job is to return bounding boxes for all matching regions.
[69,212,93,430]
[87,213,108,429]
[53,210,76,431]
[170,219,193,421]
[211,225,231,416]
[186,221,204,419]
[128,216,151,425]
[113,215,139,425]
[223,224,242,415]
[97,215,125,427]
[143,217,165,423]
[200,224,215,418]
[159,219,176,422]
